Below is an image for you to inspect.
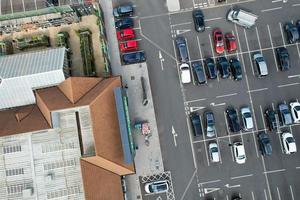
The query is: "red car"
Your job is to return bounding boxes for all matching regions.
[225,33,237,52]
[117,28,135,41]
[213,28,224,54]
[119,40,138,52]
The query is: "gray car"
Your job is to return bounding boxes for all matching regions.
[205,111,216,137]
[278,103,292,126]
[253,53,268,77]
[240,106,254,131]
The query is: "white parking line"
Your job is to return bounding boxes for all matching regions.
[204,17,223,22]
[290,185,295,200]
[261,7,282,12]
[296,166,300,169]
[292,3,300,7]
[264,169,286,174]
[243,29,255,76]
[230,174,253,180]
[272,0,282,2]
[216,93,238,98]
[171,22,192,27]
[261,157,273,200]
[21,0,25,12]
[224,112,235,161]
[267,25,279,71]
[200,115,210,166]
[186,116,198,169]
[277,82,300,88]
[199,179,221,185]
[197,35,206,75]
[288,74,300,78]
[34,0,37,10]
[248,88,268,93]
[277,187,282,200]
[185,98,207,104]
[208,34,219,82]
[216,138,223,164]
[9,0,14,13]
[260,105,267,130]
[264,189,268,200]
[255,27,262,51]
[296,43,300,60]
[279,22,286,47]
[251,191,255,200]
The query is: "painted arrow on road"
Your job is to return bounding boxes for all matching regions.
[171,126,178,147]
[225,184,241,188]
[204,187,220,194]
[176,29,191,35]
[158,50,165,71]
[190,106,205,112]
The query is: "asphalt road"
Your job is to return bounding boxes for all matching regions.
[119,0,300,199]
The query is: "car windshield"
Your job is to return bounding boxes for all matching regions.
[244,113,251,118]
[295,106,300,111]
[287,137,295,143]
[156,184,167,192]
[192,117,200,125]
[256,57,264,62]
[217,36,222,41]
[211,147,218,153]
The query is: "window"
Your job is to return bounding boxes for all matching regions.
[3,145,21,154]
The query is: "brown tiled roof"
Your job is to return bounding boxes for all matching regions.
[80,159,124,200]
[0,105,50,137]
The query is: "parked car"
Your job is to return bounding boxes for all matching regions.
[192,62,206,84]
[204,111,216,137]
[231,194,242,200]
[229,58,242,81]
[209,142,220,162]
[179,63,191,84]
[284,22,299,44]
[290,101,300,123]
[240,106,254,131]
[233,142,246,164]
[122,51,146,64]
[193,9,205,32]
[253,52,268,77]
[276,47,290,71]
[115,17,134,29]
[296,20,300,35]
[282,132,297,154]
[265,108,278,131]
[217,57,230,79]
[145,180,169,194]
[227,8,258,29]
[205,58,217,79]
[226,106,241,133]
[175,37,189,63]
[258,131,272,156]
[117,28,135,41]
[119,40,138,52]
[190,112,202,137]
[225,33,237,52]
[278,103,292,126]
[213,28,224,54]
[113,5,134,18]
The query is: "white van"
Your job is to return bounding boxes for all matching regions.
[227,8,258,29]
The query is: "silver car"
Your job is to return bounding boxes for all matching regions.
[240,106,254,131]
[144,180,169,194]
[253,53,268,77]
[209,142,220,162]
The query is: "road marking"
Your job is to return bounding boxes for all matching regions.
[261,7,282,12]
[204,17,223,22]
[216,138,223,164]
[272,0,282,2]
[21,0,26,12]
[224,184,240,188]
[247,88,269,92]
[180,170,197,200]
[186,117,198,169]
[159,50,165,71]
[260,105,267,129]
[243,29,255,76]
[296,43,300,60]
[251,191,255,200]
[216,93,238,98]
[279,22,286,47]
[196,35,206,81]
[296,166,300,169]
[224,111,234,161]
[290,185,295,200]
[171,22,192,27]
[204,187,220,194]
[171,126,178,147]
[185,98,207,104]
[264,169,286,174]
[255,27,262,51]
[288,74,300,78]
[267,25,279,71]
[200,116,210,166]
[277,187,282,200]
[175,29,191,35]
[264,189,268,200]
[292,3,300,7]
[208,34,219,81]
[277,82,300,88]
[230,174,253,180]
[252,129,260,158]
[210,102,226,107]
[199,179,221,185]
[9,0,14,13]
[261,156,273,200]
[190,106,206,112]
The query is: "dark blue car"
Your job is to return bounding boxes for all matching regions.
[122,51,146,65]
[115,17,134,29]
[192,62,206,84]
[113,5,134,18]
[205,58,217,79]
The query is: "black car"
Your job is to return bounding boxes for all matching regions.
[205,58,217,79]
[122,51,146,65]
[276,47,290,71]
[229,58,242,81]
[190,112,202,136]
[226,106,241,133]
[204,111,216,137]
[258,131,272,156]
[46,0,58,6]
[115,17,134,29]
[175,37,189,63]
[113,5,134,18]
[297,20,300,34]
[278,103,292,126]
[265,109,278,131]
[217,56,230,79]
[284,22,299,44]
[192,62,206,84]
[192,9,205,32]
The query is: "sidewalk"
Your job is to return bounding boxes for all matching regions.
[98,0,165,199]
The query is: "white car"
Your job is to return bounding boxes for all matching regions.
[282,132,297,154]
[209,142,220,162]
[179,63,191,84]
[144,180,169,194]
[233,142,246,164]
[240,106,254,131]
[290,102,300,123]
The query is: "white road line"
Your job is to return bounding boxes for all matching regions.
[185,98,207,104]
[248,88,268,93]
[277,82,300,88]
[199,179,221,185]
[9,0,14,13]
[21,0,25,12]
[204,17,223,22]
[186,117,198,169]
[261,156,273,200]
[279,22,286,47]
[34,0,37,10]
[186,38,195,84]
[292,3,300,7]
[277,187,282,200]
[252,128,260,158]
[261,7,282,12]
[197,35,206,75]
[230,174,253,180]
[226,195,229,200]
[211,102,226,107]
[216,93,238,98]
[267,25,279,71]
[171,22,192,27]
[251,191,255,200]
[224,111,234,161]
[296,43,300,60]
[290,185,295,200]
[216,138,223,164]
[288,74,300,78]
[200,115,210,166]
[264,169,286,174]
[272,0,282,2]
[243,29,255,76]
[208,34,215,57]
[296,166,300,169]
[260,105,267,129]
[180,170,197,200]
[264,189,268,200]
[255,27,262,51]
